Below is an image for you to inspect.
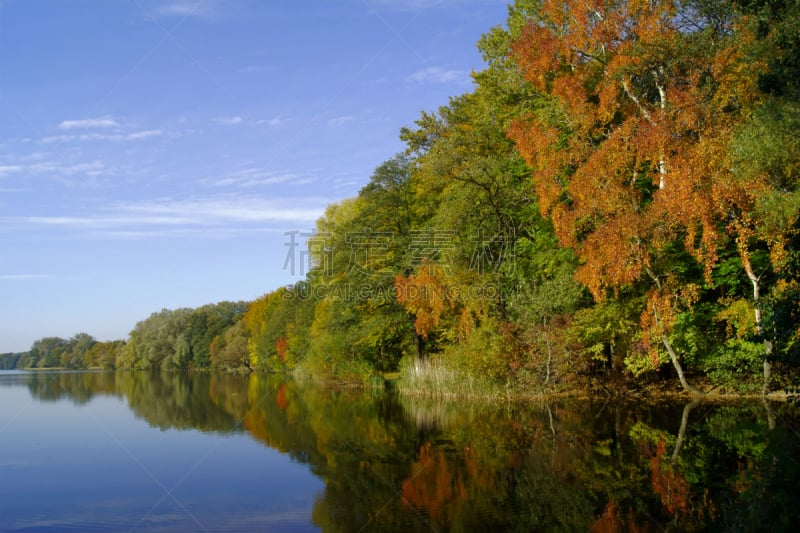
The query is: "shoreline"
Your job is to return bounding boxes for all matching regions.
[3,367,795,403]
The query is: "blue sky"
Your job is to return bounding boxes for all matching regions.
[0,0,509,352]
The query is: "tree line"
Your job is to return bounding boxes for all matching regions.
[3,0,799,395]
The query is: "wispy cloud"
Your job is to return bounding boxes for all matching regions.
[205,167,304,188]
[254,116,289,127]
[369,0,448,10]
[2,159,107,179]
[328,115,354,127]
[4,196,327,237]
[125,129,163,140]
[369,0,494,11]
[0,165,23,177]
[58,160,105,176]
[41,130,163,143]
[18,215,196,228]
[406,66,471,84]
[120,197,324,223]
[58,116,120,130]
[212,116,244,125]
[238,65,265,74]
[153,1,215,18]
[0,274,50,281]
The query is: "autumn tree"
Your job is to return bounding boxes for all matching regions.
[303,163,417,379]
[209,318,249,370]
[84,340,125,369]
[243,288,289,371]
[716,0,800,392]
[383,4,584,387]
[508,0,770,393]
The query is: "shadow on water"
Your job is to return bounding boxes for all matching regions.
[5,370,800,531]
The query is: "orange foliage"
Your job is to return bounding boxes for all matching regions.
[590,501,648,533]
[509,2,771,377]
[275,336,288,362]
[395,261,455,338]
[640,282,701,362]
[509,0,767,302]
[275,382,288,411]
[400,441,498,525]
[650,438,690,515]
[401,442,464,523]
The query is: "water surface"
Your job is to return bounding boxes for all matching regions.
[0,371,797,531]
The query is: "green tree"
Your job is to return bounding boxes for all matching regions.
[303,174,416,380]
[84,340,125,369]
[62,333,96,369]
[29,337,69,368]
[124,308,192,370]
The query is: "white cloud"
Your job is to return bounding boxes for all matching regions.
[0,160,107,181]
[41,135,74,144]
[20,152,51,162]
[5,196,326,235]
[0,165,22,177]
[328,115,354,127]
[120,197,324,223]
[58,116,119,130]
[153,1,215,18]
[41,130,163,143]
[124,129,163,140]
[206,168,303,188]
[212,116,244,125]
[62,160,105,176]
[406,66,471,84]
[369,0,448,10]
[238,65,265,74]
[0,274,50,281]
[369,0,498,11]
[19,215,196,228]
[254,116,288,127]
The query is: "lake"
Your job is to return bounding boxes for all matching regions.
[0,371,797,532]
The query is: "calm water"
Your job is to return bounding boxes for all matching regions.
[0,371,798,532]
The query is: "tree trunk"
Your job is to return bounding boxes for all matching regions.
[662,335,704,396]
[414,330,425,361]
[645,268,704,396]
[742,253,773,395]
[545,403,557,448]
[672,397,701,462]
[654,68,667,190]
[762,396,776,431]
[543,318,552,386]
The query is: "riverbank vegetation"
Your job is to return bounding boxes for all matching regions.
[3,0,799,398]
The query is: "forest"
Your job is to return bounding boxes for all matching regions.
[3,0,799,397]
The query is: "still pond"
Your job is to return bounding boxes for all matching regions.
[0,370,798,531]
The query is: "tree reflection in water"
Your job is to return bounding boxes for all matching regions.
[18,371,800,531]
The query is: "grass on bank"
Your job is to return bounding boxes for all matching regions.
[395,356,504,399]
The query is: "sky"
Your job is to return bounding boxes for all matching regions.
[0,0,510,352]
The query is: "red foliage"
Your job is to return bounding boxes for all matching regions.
[275,383,288,411]
[649,438,690,515]
[275,336,288,362]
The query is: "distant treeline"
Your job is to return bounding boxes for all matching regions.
[1,301,247,371]
[0,352,23,370]
[6,0,800,396]
[1,334,127,370]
